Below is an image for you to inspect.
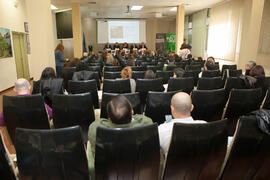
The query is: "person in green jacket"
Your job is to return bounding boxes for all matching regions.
[87,95,153,179]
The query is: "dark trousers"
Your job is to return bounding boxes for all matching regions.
[56,66,62,78]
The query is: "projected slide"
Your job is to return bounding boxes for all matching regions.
[108,21,139,43]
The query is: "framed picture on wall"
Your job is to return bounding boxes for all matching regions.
[0,27,13,58]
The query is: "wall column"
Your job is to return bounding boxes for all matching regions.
[72,3,82,58]
[175,5,185,55]
[237,0,265,69]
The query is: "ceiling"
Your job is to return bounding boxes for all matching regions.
[51,0,227,19]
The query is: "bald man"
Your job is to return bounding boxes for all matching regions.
[0,78,52,126]
[158,92,206,154]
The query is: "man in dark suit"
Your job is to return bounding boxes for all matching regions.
[138,42,147,50]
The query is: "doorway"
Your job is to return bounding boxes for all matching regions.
[12,32,30,79]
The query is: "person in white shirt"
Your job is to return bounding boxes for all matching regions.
[158,92,206,154]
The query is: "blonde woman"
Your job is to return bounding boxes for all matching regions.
[121,66,136,93]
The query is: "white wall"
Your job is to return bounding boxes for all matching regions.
[0,0,27,91]
[0,0,56,91]
[25,0,55,80]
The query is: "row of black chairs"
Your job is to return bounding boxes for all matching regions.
[2,114,270,179]
[5,86,270,147]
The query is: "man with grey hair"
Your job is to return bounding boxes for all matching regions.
[0,78,52,126]
[158,92,206,154]
[245,61,256,76]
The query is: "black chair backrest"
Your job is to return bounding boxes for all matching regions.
[146,65,162,73]
[104,71,121,79]
[197,77,223,90]
[174,62,188,69]
[103,79,131,93]
[132,71,145,80]
[167,77,194,94]
[62,67,76,90]
[16,126,89,179]
[40,78,63,107]
[104,66,122,72]
[202,70,220,77]
[89,62,102,66]
[3,94,50,144]
[221,64,237,77]
[191,89,227,121]
[32,80,40,94]
[100,92,142,119]
[163,119,228,179]
[156,70,174,84]
[185,65,202,71]
[130,66,146,71]
[52,93,95,143]
[228,69,242,77]
[95,124,160,180]
[184,70,200,86]
[262,88,270,110]
[166,65,177,71]
[0,134,16,180]
[224,77,246,95]
[145,91,181,125]
[135,78,165,104]
[88,65,101,73]
[68,80,99,109]
[220,115,270,179]
[223,88,262,135]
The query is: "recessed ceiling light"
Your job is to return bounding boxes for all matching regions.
[51,4,58,10]
[131,6,143,11]
[170,7,177,11]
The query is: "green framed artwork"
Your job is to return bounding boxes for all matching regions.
[0,27,13,58]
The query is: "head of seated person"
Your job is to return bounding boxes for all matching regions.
[197,57,203,61]
[204,58,216,70]
[245,61,256,76]
[187,54,192,60]
[121,66,132,79]
[64,58,80,67]
[76,62,89,72]
[171,92,194,119]
[144,70,156,79]
[40,67,56,80]
[250,65,265,78]
[14,78,31,95]
[173,68,185,78]
[107,95,133,124]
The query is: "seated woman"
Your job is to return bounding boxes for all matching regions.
[173,68,185,78]
[199,57,216,78]
[120,66,136,93]
[32,67,56,94]
[144,70,156,79]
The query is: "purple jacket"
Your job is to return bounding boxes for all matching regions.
[0,94,52,126]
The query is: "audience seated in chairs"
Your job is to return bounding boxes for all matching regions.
[120,66,136,93]
[158,92,206,154]
[87,95,152,179]
[0,78,52,127]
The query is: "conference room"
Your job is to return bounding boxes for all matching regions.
[1,0,270,179]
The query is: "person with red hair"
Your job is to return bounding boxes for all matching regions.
[54,43,66,77]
